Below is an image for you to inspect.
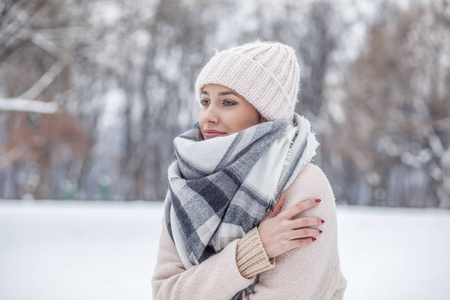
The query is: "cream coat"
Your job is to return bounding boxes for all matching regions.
[152,163,347,299]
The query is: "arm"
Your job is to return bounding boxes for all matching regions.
[248,163,347,300]
[152,219,260,300]
[152,199,324,300]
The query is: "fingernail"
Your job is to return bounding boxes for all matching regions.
[321,219,325,224]
[319,230,323,234]
[315,199,321,203]
[312,237,317,241]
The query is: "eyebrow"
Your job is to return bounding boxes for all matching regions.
[201,90,240,97]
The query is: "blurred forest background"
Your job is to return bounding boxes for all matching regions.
[0,0,449,207]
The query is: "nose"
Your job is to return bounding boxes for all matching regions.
[201,104,219,124]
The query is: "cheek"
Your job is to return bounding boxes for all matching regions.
[198,110,205,124]
[233,109,260,130]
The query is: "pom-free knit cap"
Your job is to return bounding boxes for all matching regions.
[195,41,300,121]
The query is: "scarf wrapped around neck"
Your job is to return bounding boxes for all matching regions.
[164,113,318,297]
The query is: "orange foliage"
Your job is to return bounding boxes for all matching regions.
[4,111,91,165]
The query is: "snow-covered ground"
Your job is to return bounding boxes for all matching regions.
[0,200,449,300]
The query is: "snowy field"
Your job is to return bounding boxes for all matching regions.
[1,200,449,300]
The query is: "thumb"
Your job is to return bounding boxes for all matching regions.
[264,192,285,219]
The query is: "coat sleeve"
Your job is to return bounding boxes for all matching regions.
[152,218,256,300]
[248,163,347,300]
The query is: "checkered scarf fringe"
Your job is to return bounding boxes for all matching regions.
[164,114,318,299]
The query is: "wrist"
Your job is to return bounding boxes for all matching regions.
[236,227,276,279]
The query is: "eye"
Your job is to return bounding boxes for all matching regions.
[223,99,236,106]
[200,99,210,106]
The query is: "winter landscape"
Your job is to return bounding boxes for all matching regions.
[1,1,450,299]
[1,200,449,300]
[1,0,449,207]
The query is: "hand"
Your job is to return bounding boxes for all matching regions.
[258,193,323,259]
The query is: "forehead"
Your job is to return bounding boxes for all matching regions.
[201,84,242,98]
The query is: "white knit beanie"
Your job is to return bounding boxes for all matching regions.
[195,41,300,121]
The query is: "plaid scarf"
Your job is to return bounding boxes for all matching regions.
[164,114,318,298]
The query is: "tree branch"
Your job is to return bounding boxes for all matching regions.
[19,59,67,100]
[0,98,58,114]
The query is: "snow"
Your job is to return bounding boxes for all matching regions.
[337,206,450,300]
[0,200,449,300]
[0,98,58,114]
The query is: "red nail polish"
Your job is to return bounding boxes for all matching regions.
[312,237,317,241]
[319,230,323,234]
[321,219,325,224]
[315,199,321,203]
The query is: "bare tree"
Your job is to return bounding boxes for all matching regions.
[324,0,450,207]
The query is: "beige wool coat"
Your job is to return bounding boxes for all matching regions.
[152,163,347,299]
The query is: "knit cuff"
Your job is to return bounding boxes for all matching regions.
[236,227,276,279]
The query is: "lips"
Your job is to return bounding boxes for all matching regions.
[203,129,227,139]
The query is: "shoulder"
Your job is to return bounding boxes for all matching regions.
[282,163,337,223]
[284,163,334,205]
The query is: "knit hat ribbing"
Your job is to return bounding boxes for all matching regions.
[195,41,300,121]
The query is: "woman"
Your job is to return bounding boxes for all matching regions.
[152,41,347,299]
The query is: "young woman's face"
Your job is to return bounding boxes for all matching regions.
[199,84,261,139]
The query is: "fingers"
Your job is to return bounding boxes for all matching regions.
[287,228,322,240]
[278,198,321,220]
[259,196,324,258]
[271,193,285,217]
[286,237,317,252]
[289,217,324,229]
